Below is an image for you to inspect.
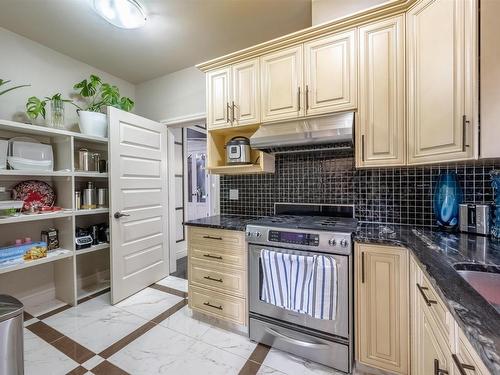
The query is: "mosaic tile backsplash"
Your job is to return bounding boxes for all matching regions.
[219,149,500,227]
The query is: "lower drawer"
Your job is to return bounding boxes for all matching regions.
[189,258,246,297]
[189,285,246,325]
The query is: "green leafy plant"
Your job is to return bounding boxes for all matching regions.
[0,79,30,96]
[73,74,134,113]
[26,93,73,120]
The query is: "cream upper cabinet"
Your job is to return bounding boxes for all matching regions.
[406,0,477,165]
[260,45,304,122]
[232,59,260,127]
[304,29,357,116]
[357,16,406,168]
[207,67,231,130]
[355,244,409,374]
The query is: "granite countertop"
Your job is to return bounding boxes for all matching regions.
[185,215,500,372]
[184,214,262,231]
[356,223,500,374]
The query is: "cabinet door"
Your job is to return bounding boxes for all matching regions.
[355,244,409,374]
[407,0,477,165]
[260,45,304,122]
[232,59,260,127]
[207,67,231,130]
[357,16,405,167]
[304,29,357,116]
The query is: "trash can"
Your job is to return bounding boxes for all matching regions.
[0,295,24,375]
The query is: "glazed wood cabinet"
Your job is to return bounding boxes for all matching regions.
[187,226,247,325]
[303,29,357,116]
[261,30,357,123]
[260,45,304,122]
[357,15,406,168]
[206,68,231,130]
[406,0,477,165]
[206,60,260,130]
[355,243,409,374]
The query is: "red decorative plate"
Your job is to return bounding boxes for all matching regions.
[12,180,56,211]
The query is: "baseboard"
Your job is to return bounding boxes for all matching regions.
[176,249,187,260]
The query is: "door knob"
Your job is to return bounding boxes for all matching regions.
[114,211,130,219]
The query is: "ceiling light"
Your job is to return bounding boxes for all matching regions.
[93,0,146,29]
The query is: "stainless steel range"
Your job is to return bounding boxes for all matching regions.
[247,204,357,373]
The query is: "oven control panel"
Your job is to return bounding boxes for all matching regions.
[268,230,319,246]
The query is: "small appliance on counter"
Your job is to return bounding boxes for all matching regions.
[75,227,93,250]
[459,203,490,235]
[225,136,252,165]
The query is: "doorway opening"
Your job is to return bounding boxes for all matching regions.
[165,117,219,279]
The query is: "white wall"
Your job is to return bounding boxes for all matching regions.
[0,27,135,132]
[312,0,389,25]
[135,66,205,123]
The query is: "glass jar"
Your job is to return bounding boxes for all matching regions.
[50,99,65,129]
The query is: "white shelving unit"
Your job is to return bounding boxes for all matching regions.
[0,119,111,310]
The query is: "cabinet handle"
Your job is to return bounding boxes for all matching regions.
[361,252,365,283]
[203,235,223,240]
[434,359,449,375]
[462,115,470,152]
[305,85,309,110]
[232,101,236,122]
[204,275,223,283]
[417,283,438,307]
[452,354,475,375]
[361,135,366,161]
[203,301,223,310]
[203,254,223,260]
[226,102,231,123]
[297,87,301,111]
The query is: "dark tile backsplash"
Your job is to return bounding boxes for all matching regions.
[220,148,500,227]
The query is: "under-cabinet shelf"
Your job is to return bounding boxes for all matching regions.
[0,210,73,224]
[76,243,109,256]
[74,208,109,216]
[0,248,73,276]
[77,281,110,301]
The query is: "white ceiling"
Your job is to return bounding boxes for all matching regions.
[0,0,311,83]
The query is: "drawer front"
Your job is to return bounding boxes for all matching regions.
[420,274,453,345]
[189,258,246,297]
[189,285,246,325]
[188,227,245,250]
[190,244,246,268]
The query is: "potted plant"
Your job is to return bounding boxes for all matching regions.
[0,79,30,96]
[26,93,74,129]
[73,75,134,138]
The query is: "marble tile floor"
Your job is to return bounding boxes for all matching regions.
[22,275,378,375]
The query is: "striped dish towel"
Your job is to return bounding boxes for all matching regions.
[308,255,338,320]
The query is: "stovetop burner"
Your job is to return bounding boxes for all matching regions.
[250,214,357,233]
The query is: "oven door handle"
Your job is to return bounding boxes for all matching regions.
[265,327,330,349]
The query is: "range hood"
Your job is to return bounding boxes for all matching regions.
[250,112,354,150]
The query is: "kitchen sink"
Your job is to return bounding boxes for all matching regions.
[453,263,500,313]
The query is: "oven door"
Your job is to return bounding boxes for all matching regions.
[249,244,350,339]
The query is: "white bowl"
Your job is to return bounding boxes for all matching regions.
[78,111,108,138]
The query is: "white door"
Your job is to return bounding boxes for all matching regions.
[260,45,304,122]
[304,29,357,116]
[207,67,231,130]
[109,107,169,304]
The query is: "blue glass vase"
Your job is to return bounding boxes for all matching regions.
[433,172,463,230]
[490,170,500,239]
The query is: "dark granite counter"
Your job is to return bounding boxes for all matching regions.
[185,214,261,231]
[356,223,500,374]
[184,215,500,372]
